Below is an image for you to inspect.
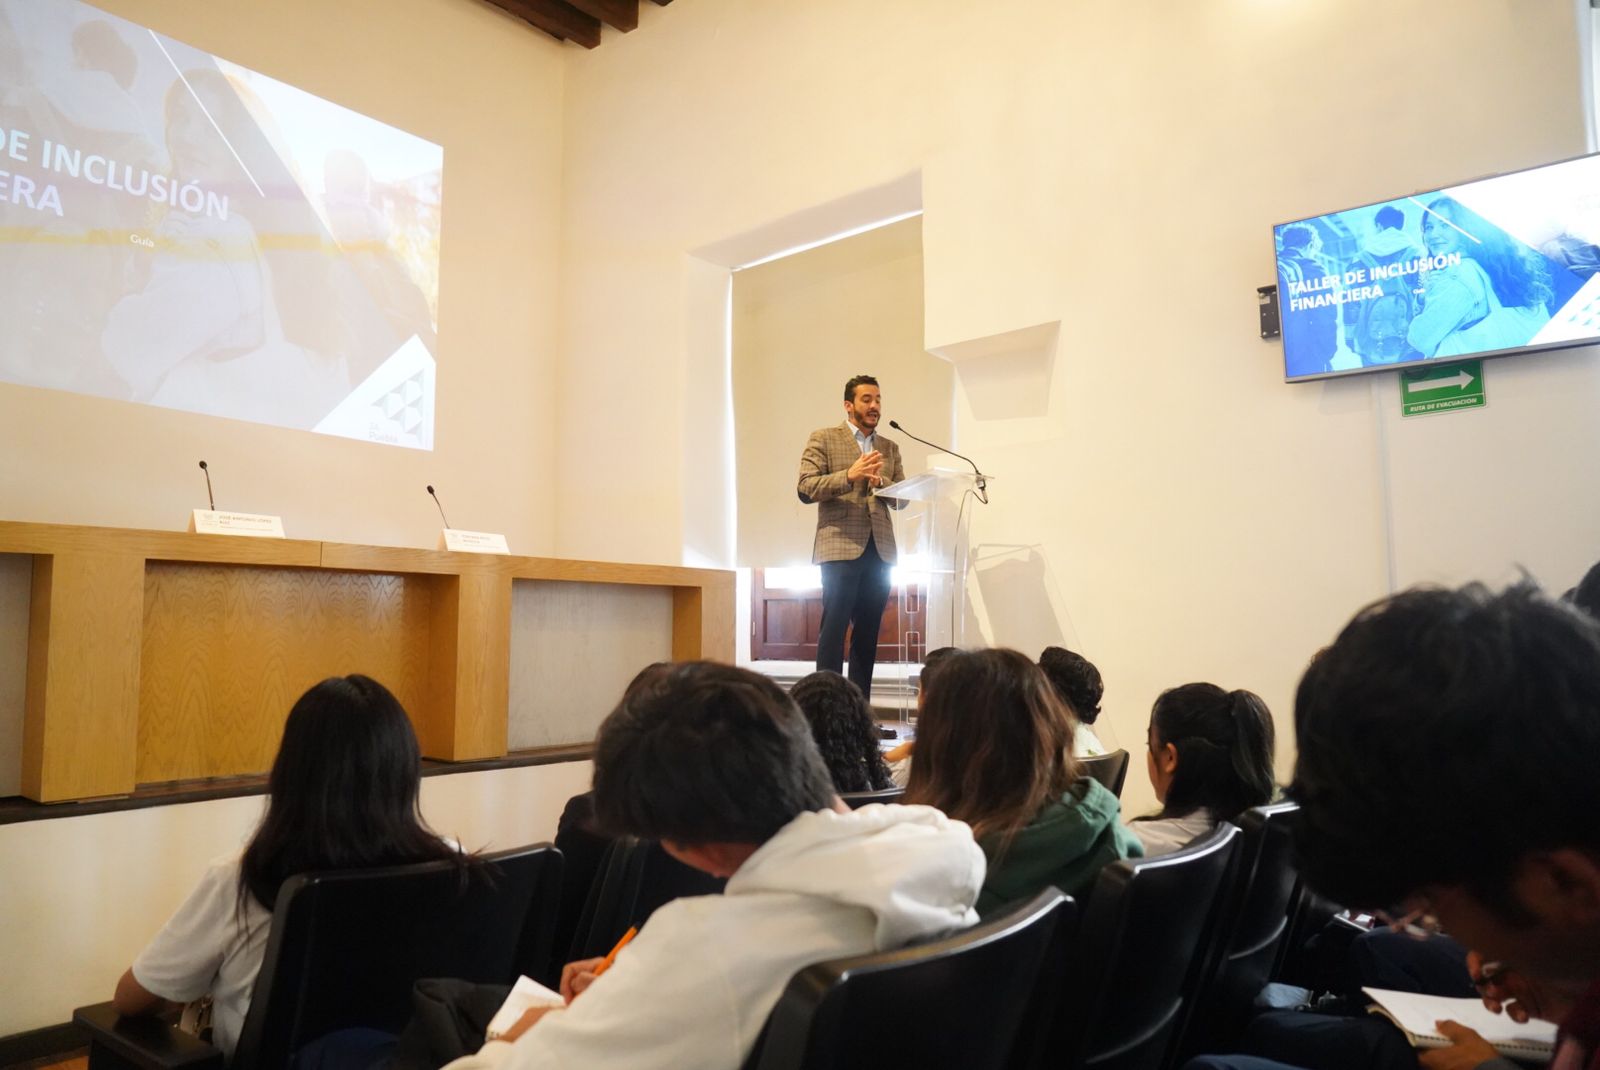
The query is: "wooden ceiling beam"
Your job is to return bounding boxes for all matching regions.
[483,0,602,48]
[566,0,639,31]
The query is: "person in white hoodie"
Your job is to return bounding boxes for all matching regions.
[452,660,985,1070]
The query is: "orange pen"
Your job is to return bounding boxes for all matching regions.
[591,925,638,978]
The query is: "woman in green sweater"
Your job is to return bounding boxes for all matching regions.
[904,647,1143,916]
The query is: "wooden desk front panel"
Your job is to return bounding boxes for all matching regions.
[21,552,145,801]
[138,564,436,782]
[3,521,735,801]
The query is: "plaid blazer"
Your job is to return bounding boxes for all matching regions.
[797,423,905,564]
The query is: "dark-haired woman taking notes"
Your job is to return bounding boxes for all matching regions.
[111,675,465,1058]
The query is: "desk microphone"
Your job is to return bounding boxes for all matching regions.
[426,485,452,529]
[198,460,216,511]
[887,421,989,500]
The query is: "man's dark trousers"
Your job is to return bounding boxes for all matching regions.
[816,534,893,698]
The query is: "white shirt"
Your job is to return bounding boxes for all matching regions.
[1127,811,1218,858]
[889,756,912,788]
[846,419,876,454]
[446,804,984,1070]
[1072,722,1107,758]
[132,856,271,1059]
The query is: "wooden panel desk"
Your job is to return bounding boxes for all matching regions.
[0,522,733,802]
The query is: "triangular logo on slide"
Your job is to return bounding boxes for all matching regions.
[314,335,436,450]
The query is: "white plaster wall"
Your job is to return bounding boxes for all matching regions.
[553,0,1593,817]
[732,217,954,568]
[0,759,591,1037]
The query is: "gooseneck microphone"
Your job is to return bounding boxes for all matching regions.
[887,420,990,502]
[889,420,989,640]
[198,460,216,511]
[426,485,452,529]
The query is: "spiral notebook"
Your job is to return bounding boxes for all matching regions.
[1363,987,1557,1060]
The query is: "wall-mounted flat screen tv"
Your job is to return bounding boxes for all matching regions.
[1275,153,1600,382]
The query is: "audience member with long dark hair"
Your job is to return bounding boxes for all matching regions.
[1039,645,1110,756]
[789,671,893,793]
[1130,683,1276,857]
[904,647,1141,914]
[111,675,463,1058]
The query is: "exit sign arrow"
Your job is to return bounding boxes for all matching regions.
[1406,367,1476,393]
[1400,358,1486,417]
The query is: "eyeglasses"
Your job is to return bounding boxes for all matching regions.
[1375,903,1445,939]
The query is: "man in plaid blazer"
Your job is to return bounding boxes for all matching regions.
[796,375,905,697]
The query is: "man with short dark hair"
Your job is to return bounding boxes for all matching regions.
[1289,583,1600,1070]
[797,375,906,699]
[1039,646,1107,756]
[455,661,983,1070]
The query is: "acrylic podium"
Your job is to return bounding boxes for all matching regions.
[875,467,989,673]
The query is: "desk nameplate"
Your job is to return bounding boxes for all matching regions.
[439,528,510,554]
[188,510,286,538]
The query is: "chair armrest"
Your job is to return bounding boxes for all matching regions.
[73,1002,225,1070]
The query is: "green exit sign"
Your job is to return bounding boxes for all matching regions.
[1400,360,1485,418]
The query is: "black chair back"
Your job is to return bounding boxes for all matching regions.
[510,845,570,985]
[569,837,725,961]
[751,888,1075,1070]
[232,843,560,1070]
[839,787,905,809]
[1171,802,1300,1062]
[1077,750,1130,798]
[1035,823,1241,1070]
[1269,879,1345,990]
[548,792,613,984]
[568,836,643,961]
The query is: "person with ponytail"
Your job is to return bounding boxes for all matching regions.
[111,675,465,1058]
[1130,683,1277,857]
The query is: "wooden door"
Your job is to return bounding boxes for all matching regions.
[750,569,923,664]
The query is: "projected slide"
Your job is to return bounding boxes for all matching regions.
[1275,154,1600,383]
[0,0,442,448]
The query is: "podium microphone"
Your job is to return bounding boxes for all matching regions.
[887,421,989,501]
[198,460,216,511]
[426,485,452,529]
